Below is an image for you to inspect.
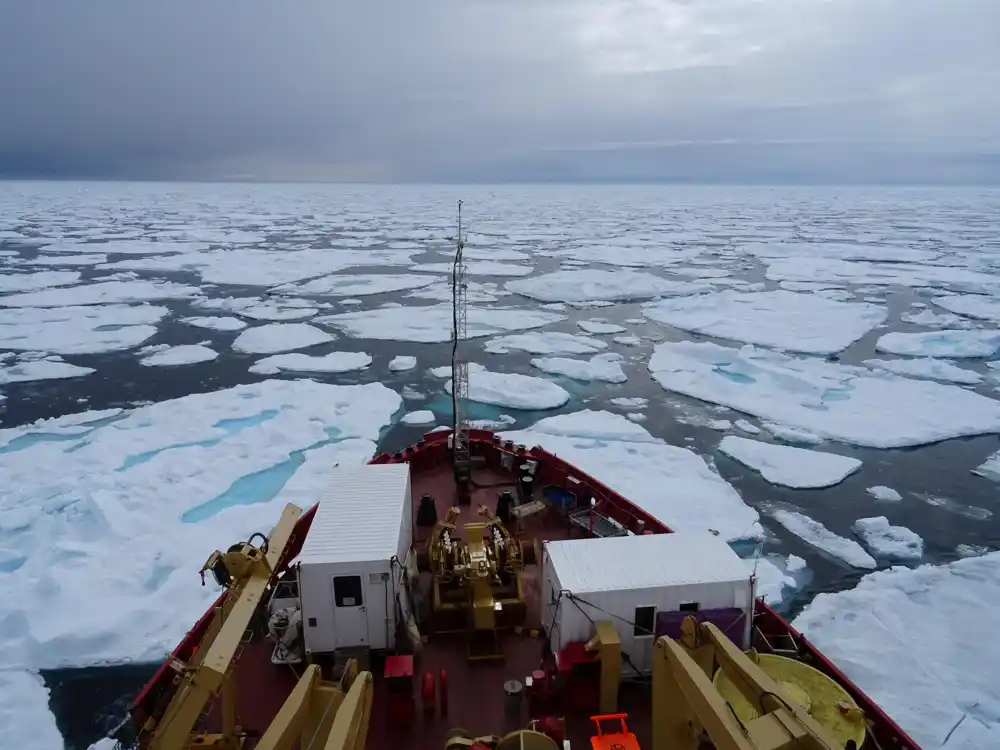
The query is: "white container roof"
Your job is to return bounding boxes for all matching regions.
[544,532,749,594]
[298,463,410,566]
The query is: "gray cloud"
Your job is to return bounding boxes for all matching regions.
[0,0,998,182]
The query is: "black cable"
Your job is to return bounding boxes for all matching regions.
[450,200,463,445]
[563,591,647,679]
[247,531,268,553]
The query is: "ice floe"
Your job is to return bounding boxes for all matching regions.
[794,553,1000,749]
[317,305,564,343]
[852,516,923,561]
[401,410,436,426]
[507,269,709,303]
[485,332,607,355]
[192,296,320,322]
[530,353,627,383]
[866,485,902,502]
[232,323,333,354]
[749,554,808,607]
[643,290,886,355]
[0,279,200,308]
[26,253,108,266]
[648,341,1000,447]
[610,397,647,408]
[876,329,1000,358]
[972,450,1000,482]
[274,273,438,297]
[0,304,167,354]
[768,509,876,569]
[445,364,570,410]
[182,316,248,332]
[0,670,65,750]
[502,410,761,542]
[140,344,219,367]
[734,419,760,434]
[766,257,1000,293]
[0,355,95,384]
[612,335,640,346]
[388,355,417,372]
[718,437,861,489]
[933,293,1000,322]
[0,270,82,293]
[863,357,982,385]
[900,308,965,328]
[249,351,373,375]
[578,320,627,335]
[0,380,401,670]
[410,261,533,277]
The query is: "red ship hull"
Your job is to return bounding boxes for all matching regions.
[130,428,920,749]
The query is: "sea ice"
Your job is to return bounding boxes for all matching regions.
[972,450,1000,482]
[734,419,760,434]
[578,320,627,335]
[445,364,570,410]
[610,397,647,408]
[852,516,923,561]
[274,273,438,297]
[0,270,81,293]
[766,256,1000,293]
[794,554,1000,749]
[140,344,219,367]
[192,296,319,322]
[182,316,248,332]
[900,308,965,328]
[26,253,108,267]
[863,357,982,385]
[0,670,65,750]
[933,294,1000,322]
[768,510,876,569]
[0,304,167,354]
[0,355,95,384]
[530,353,627,383]
[749,554,808,607]
[867,486,902,502]
[613,335,640,346]
[876,330,1000,358]
[410,261,533,277]
[648,341,1000,448]
[501,410,761,542]
[0,380,401,671]
[317,305,564,343]
[485,332,607,356]
[507,269,709,303]
[643,290,885,355]
[232,323,333,354]
[388,355,417,372]
[626,413,646,422]
[401,410,436,426]
[718,437,861,489]
[0,279,199,308]
[248,351,372,375]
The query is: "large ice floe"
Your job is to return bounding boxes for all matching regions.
[506,269,710,303]
[863,358,982,385]
[765,257,1000,293]
[316,304,564,343]
[0,279,200,307]
[0,354,95,384]
[648,342,1000,447]
[249,351,373,375]
[232,323,333,354]
[768,510,876,569]
[933,293,1000,322]
[272,273,438,297]
[485,332,607,355]
[409,261,533,277]
[140,344,219,367]
[643,290,886,355]
[0,270,81,293]
[718,436,861,489]
[0,304,168,354]
[852,517,923,561]
[794,553,1000,749]
[445,363,570,410]
[530,353,627,383]
[0,670,65,750]
[502,410,761,542]
[875,329,1000,358]
[0,379,401,671]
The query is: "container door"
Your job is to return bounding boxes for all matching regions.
[332,575,368,648]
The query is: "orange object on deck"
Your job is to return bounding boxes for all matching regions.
[590,713,640,750]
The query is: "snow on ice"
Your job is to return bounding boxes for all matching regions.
[749,554,809,608]
[140,344,219,367]
[502,410,761,542]
[0,670,65,750]
[933,293,1000,322]
[578,320,627,335]
[507,269,710,303]
[182,316,248,332]
[401,410,436,426]
[388,355,417,372]
[876,329,1000,358]
[718,437,861,489]
[867,486,903,502]
[0,270,81,294]
[485,332,607,355]
[648,341,1000,448]
[768,510,877,569]
[445,363,570,410]
[530,353,627,383]
[643,290,886,355]
[248,351,373,375]
[232,323,333,354]
[0,304,167,354]
[852,517,923,561]
[863,357,982,385]
[0,355,95,384]
[795,553,1000,749]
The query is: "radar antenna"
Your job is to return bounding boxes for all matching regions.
[451,201,472,503]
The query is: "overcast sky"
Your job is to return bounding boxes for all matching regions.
[0,0,998,183]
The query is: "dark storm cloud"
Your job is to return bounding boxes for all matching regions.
[0,0,998,182]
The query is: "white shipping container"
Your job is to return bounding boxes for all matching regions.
[297,464,413,654]
[541,533,754,674]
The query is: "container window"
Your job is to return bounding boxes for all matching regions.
[633,605,656,637]
[679,601,700,613]
[333,575,363,608]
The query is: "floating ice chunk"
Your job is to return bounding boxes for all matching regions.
[762,422,823,445]
[446,364,570,410]
[649,341,1000,447]
[900,308,965,328]
[768,510,876,569]
[507,269,709,303]
[956,543,988,557]
[0,280,199,308]
[502,410,761,542]
[610,397,647,408]
[917,493,992,520]
[749,554,809,607]
[274,273,438,297]
[867,486,902,502]
[719,437,860,488]
[0,356,94,384]
[50,240,204,255]
[707,419,732,431]
[248,351,372,375]
[428,365,452,378]
[766,256,1000,293]
[408,280,508,304]
[485,332,607,356]
[746,241,941,264]
[317,305,563,343]
[26,253,108,267]
[794,554,1000,749]
[530,353,627,383]
[401,410,436,426]
[973,450,1000,482]
[410,261,533,277]
[341,299,363,305]
[0,270,81,293]
[0,304,167,354]
[469,414,517,430]
[933,294,1000,322]
[0,671,65,750]
[388,355,417,372]
[578,320,627,335]
[626,413,646,422]
[232,323,333,354]
[182,316,248,332]
[140,344,219,367]
[864,357,982,384]
[643,290,885,355]
[876,330,1000,358]
[461,247,531,261]
[401,386,424,400]
[852,516,923,561]
[0,380,401,670]
[734,419,760,434]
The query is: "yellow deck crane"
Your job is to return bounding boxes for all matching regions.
[141,503,373,750]
[651,617,865,750]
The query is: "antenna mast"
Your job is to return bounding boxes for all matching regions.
[451,201,472,503]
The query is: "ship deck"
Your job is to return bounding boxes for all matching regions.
[199,462,654,750]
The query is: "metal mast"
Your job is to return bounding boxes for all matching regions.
[451,201,471,500]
